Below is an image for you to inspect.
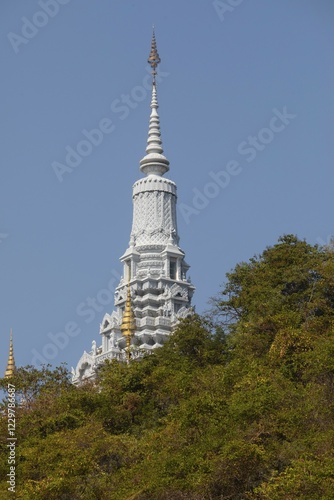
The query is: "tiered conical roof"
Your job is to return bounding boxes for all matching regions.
[140,30,169,177]
[4,329,15,378]
[120,282,136,360]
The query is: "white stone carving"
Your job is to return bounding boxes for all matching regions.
[110,310,121,328]
[176,306,191,319]
[170,283,182,297]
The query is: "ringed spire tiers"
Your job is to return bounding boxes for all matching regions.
[5,329,15,378]
[120,281,136,361]
[140,30,170,177]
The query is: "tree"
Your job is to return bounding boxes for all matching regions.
[1,236,334,498]
[213,235,334,368]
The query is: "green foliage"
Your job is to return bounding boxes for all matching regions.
[1,236,334,498]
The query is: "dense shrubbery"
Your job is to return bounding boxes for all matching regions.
[1,236,334,499]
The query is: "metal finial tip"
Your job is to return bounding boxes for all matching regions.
[120,281,136,362]
[148,29,161,74]
[5,328,15,378]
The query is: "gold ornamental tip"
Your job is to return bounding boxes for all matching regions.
[121,282,136,361]
[148,28,161,81]
[4,329,15,379]
[120,282,136,337]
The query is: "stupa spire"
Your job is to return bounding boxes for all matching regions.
[140,29,170,177]
[5,329,15,378]
[71,30,195,385]
[120,281,136,361]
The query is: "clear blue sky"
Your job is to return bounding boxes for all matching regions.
[1,0,334,372]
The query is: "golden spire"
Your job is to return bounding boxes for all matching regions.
[148,28,161,85]
[5,329,15,378]
[120,281,136,361]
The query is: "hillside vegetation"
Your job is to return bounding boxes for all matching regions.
[1,235,334,499]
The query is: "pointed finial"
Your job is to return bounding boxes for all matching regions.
[148,28,161,85]
[120,280,136,362]
[5,329,15,378]
[140,30,170,176]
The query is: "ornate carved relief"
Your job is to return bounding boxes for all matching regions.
[176,306,191,319]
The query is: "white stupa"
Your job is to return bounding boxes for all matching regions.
[72,31,195,384]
